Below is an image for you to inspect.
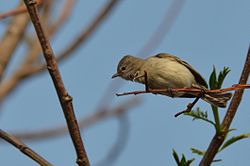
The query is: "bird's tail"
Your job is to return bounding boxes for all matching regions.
[202,92,232,108]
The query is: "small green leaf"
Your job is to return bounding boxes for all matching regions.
[186,158,195,165]
[184,108,215,127]
[224,128,237,140]
[191,148,206,156]
[219,133,250,152]
[172,149,180,164]
[209,66,217,90]
[172,149,195,166]
[217,67,230,88]
[180,154,187,164]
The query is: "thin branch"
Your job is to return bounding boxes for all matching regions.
[11,97,140,142]
[138,0,185,56]
[0,2,30,80]
[95,114,130,166]
[0,0,44,19]
[199,45,250,165]
[23,1,89,166]
[116,84,250,97]
[0,129,52,166]
[28,0,120,75]
[0,0,120,103]
[48,0,75,35]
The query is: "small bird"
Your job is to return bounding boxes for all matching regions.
[112,53,232,107]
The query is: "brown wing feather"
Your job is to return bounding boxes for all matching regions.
[154,53,208,88]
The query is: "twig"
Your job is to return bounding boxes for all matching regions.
[10,97,140,142]
[116,84,250,97]
[174,93,203,117]
[0,2,30,80]
[0,0,120,103]
[0,0,44,19]
[199,45,250,165]
[116,84,250,117]
[23,1,90,166]
[48,0,75,35]
[94,114,130,166]
[0,129,52,166]
[137,0,186,56]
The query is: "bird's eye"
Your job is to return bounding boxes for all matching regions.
[121,66,126,71]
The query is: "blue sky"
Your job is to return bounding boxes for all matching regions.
[0,0,250,165]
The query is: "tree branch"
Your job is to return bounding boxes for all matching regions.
[116,84,250,97]
[0,0,120,103]
[23,0,90,165]
[10,97,140,142]
[0,129,52,166]
[199,45,250,165]
[0,0,44,19]
[0,2,30,80]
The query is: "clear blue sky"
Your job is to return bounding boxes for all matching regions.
[1,0,250,166]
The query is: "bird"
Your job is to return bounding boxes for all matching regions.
[112,53,232,107]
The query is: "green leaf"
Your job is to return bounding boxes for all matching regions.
[186,158,195,165]
[219,133,250,152]
[180,154,187,164]
[184,108,215,127]
[190,147,206,156]
[172,149,180,164]
[209,66,217,90]
[172,149,195,166]
[217,67,230,88]
[224,128,237,140]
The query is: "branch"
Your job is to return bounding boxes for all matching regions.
[24,0,120,76]
[0,0,120,103]
[0,2,30,80]
[0,0,44,19]
[11,97,140,141]
[116,84,250,96]
[200,45,250,165]
[0,129,52,166]
[137,0,185,56]
[23,1,89,165]
[95,114,130,166]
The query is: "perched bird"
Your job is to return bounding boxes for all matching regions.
[112,53,232,107]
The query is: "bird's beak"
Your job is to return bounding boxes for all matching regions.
[111,72,120,79]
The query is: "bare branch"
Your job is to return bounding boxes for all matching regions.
[138,0,185,56]
[0,2,30,80]
[0,0,120,103]
[11,97,140,142]
[23,1,89,165]
[95,114,130,166]
[116,84,250,97]
[200,45,250,165]
[0,129,52,166]
[0,0,44,19]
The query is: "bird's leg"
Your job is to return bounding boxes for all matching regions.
[167,88,174,97]
[174,89,205,117]
[144,71,149,92]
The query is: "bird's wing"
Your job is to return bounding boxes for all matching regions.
[154,53,208,88]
